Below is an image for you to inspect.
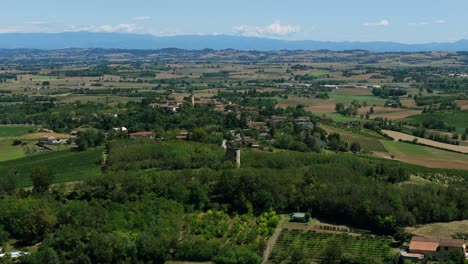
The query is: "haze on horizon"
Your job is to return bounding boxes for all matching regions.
[0,0,467,44]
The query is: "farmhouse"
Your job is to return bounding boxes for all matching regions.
[129,132,155,139]
[405,236,467,262]
[38,135,62,145]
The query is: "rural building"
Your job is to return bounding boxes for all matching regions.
[290,213,310,223]
[176,132,189,140]
[405,236,467,262]
[399,251,425,263]
[129,132,155,139]
[258,132,271,141]
[246,121,267,130]
[38,135,62,145]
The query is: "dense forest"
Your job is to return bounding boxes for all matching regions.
[0,140,465,263]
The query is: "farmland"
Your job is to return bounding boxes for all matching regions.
[0,126,34,137]
[268,230,393,263]
[382,129,468,154]
[377,140,468,169]
[0,48,467,263]
[322,125,387,152]
[0,147,102,187]
[407,110,468,133]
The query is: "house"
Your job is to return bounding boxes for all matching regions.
[407,236,466,262]
[296,121,314,128]
[241,136,257,147]
[246,121,267,130]
[320,117,333,123]
[38,135,62,145]
[149,103,178,113]
[129,132,155,139]
[258,133,271,141]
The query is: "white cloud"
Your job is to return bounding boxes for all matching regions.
[133,16,151,21]
[65,24,143,33]
[233,21,300,37]
[0,23,49,33]
[409,19,447,26]
[363,19,390,27]
[408,22,429,26]
[24,21,48,25]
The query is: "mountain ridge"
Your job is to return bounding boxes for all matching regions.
[0,32,467,52]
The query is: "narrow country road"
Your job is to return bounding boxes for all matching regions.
[262,215,287,264]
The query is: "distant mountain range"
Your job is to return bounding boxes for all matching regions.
[0,32,467,52]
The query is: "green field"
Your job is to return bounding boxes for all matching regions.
[328,93,386,106]
[381,140,468,161]
[0,139,25,162]
[309,69,331,77]
[0,147,102,187]
[268,230,392,263]
[407,110,468,133]
[0,126,35,137]
[321,113,367,122]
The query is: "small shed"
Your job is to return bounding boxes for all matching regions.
[291,212,310,223]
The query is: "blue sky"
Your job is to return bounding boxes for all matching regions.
[1,0,467,43]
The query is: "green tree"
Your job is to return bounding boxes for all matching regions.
[335,103,345,114]
[350,142,362,153]
[30,167,54,193]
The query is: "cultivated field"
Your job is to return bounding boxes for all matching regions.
[0,147,102,187]
[322,125,387,152]
[382,129,468,154]
[268,230,392,263]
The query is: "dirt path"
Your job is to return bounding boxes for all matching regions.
[262,215,286,264]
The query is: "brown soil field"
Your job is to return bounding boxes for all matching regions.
[382,129,468,154]
[307,103,336,113]
[405,220,468,239]
[455,100,468,110]
[333,88,372,96]
[372,110,421,120]
[400,99,419,108]
[373,152,468,170]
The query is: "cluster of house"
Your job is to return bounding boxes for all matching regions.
[448,73,468,78]
[0,250,29,259]
[149,94,226,113]
[38,131,79,146]
[279,83,382,90]
[400,236,467,263]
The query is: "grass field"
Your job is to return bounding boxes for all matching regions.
[407,110,468,133]
[381,140,468,161]
[0,139,25,162]
[0,147,102,187]
[0,126,35,137]
[377,140,468,170]
[382,130,468,154]
[268,230,392,263]
[405,220,468,239]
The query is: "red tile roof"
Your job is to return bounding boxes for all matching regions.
[129,132,154,136]
[409,237,466,252]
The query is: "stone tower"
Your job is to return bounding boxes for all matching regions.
[226,146,240,168]
[190,94,195,107]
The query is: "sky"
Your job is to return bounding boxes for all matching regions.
[1,0,467,43]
